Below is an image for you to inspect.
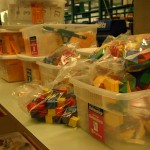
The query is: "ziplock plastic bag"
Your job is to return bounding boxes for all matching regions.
[124,34,150,72]
[12,81,48,113]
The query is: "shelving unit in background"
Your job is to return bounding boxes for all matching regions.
[64,0,133,24]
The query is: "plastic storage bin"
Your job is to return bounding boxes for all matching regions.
[21,24,98,57]
[17,54,44,82]
[0,29,25,55]
[1,0,66,25]
[0,55,24,82]
[70,75,150,150]
[21,25,63,57]
[71,76,150,115]
[36,61,61,86]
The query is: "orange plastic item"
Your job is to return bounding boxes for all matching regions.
[32,2,44,24]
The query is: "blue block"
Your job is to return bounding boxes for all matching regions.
[46,98,57,109]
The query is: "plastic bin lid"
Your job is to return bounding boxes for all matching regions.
[0,55,17,60]
[17,54,45,62]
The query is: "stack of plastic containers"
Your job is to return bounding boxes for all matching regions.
[0,0,66,83]
[18,24,63,82]
[0,29,25,82]
[0,0,66,25]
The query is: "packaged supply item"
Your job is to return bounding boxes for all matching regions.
[13,84,79,127]
[1,0,66,25]
[0,30,25,55]
[70,75,150,150]
[17,54,44,82]
[27,89,78,127]
[0,55,24,82]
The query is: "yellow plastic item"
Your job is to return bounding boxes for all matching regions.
[47,109,56,116]
[45,115,53,124]
[68,116,79,128]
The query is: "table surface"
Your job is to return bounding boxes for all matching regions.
[0,79,111,150]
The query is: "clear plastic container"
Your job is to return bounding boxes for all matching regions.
[1,0,66,25]
[70,75,150,150]
[17,54,44,82]
[21,25,63,56]
[70,75,150,115]
[0,55,24,82]
[21,24,99,56]
[36,61,61,86]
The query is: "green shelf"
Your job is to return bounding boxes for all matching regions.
[64,0,134,24]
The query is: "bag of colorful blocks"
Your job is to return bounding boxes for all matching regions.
[26,88,79,128]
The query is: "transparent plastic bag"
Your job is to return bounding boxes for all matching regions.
[43,44,80,66]
[90,57,136,93]
[12,81,48,113]
[124,34,150,72]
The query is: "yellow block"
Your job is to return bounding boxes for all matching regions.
[68,116,79,128]
[45,115,53,124]
[57,97,66,107]
[93,76,107,87]
[127,81,131,92]
[47,109,55,116]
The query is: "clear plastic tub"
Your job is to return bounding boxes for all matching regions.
[70,75,150,150]
[17,54,44,82]
[0,55,24,82]
[21,24,99,56]
[70,75,150,115]
[36,61,61,86]
[21,25,63,56]
[1,0,66,25]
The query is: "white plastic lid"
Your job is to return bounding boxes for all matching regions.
[17,54,45,62]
